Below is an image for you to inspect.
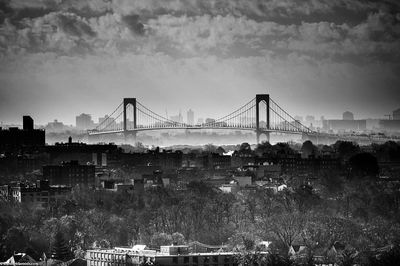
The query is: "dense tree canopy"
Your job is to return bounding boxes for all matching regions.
[1,141,400,264]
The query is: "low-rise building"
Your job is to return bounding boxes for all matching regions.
[322,119,367,132]
[86,245,252,266]
[219,181,239,193]
[0,116,45,148]
[4,180,71,208]
[0,185,11,201]
[233,176,252,187]
[1,252,40,266]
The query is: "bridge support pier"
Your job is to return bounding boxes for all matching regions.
[124,131,137,144]
[256,131,270,144]
[123,98,137,144]
[256,94,270,144]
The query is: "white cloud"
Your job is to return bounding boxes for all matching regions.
[1,0,399,124]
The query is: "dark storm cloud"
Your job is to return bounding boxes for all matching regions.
[0,11,97,55]
[3,0,398,23]
[121,14,144,35]
[56,13,96,37]
[0,0,398,60]
[0,0,400,124]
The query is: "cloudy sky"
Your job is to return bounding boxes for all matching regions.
[0,0,399,125]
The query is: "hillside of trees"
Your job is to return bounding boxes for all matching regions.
[1,141,400,265]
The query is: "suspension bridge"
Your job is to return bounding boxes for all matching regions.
[87,94,394,144]
[88,94,318,143]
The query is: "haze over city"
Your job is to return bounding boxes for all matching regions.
[3,1,400,265]
[1,0,400,125]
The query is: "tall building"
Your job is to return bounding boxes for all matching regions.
[205,118,215,124]
[76,113,94,130]
[305,115,315,123]
[187,109,194,125]
[43,160,95,188]
[45,119,65,132]
[98,115,109,124]
[23,116,34,130]
[170,112,183,123]
[343,111,354,120]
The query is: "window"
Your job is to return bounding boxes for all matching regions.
[192,256,198,264]
[172,257,178,264]
[184,257,189,264]
[204,256,210,266]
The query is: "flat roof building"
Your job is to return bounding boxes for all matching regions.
[0,116,45,148]
[76,113,94,130]
[3,180,71,209]
[86,245,261,266]
[322,119,366,132]
[43,160,95,188]
[343,111,354,120]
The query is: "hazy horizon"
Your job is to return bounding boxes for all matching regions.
[1,0,400,125]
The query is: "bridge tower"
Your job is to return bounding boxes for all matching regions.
[256,94,270,144]
[123,98,137,142]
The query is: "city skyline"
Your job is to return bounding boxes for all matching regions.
[1,0,400,125]
[2,1,400,262]
[4,108,398,129]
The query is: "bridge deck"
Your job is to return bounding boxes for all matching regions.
[88,126,308,135]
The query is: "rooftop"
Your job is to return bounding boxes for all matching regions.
[86,245,252,257]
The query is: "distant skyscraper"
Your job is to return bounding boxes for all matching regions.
[305,115,315,123]
[76,113,94,130]
[187,109,194,125]
[343,111,354,120]
[205,118,215,124]
[45,119,65,132]
[98,115,109,124]
[304,115,315,127]
[170,111,183,123]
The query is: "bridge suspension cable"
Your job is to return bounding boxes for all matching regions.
[136,101,186,129]
[88,95,315,136]
[269,98,314,133]
[91,102,124,133]
[203,97,256,128]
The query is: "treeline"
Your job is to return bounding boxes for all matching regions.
[1,176,400,264]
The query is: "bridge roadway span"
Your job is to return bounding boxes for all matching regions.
[88,126,307,135]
